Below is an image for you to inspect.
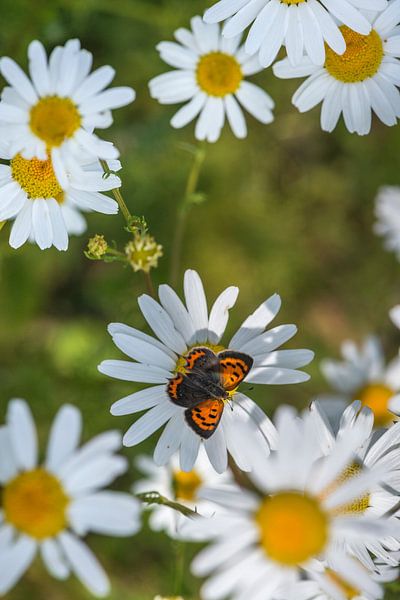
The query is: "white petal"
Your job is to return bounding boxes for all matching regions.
[7,398,38,470]
[41,538,70,580]
[46,404,82,473]
[58,532,110,598]
[208,286,239,344]
[123,402,177,447]
[0,536,36,594]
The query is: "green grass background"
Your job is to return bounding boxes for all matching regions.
[1,0,400,597]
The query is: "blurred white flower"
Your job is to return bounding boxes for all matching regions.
[317,336,400,428]
[203,0,386,67]
[0,142,120,250]
[273,6,400,136]
[0,399,141,597]
[0,39,135,188]
[374,186,400,260]
[310,400,400,568]
[133,447,231,537]
[181,405,400,600]
[99,269,313,474]
[149,16,274,142]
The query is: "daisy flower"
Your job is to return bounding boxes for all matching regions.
[181,405,399,600]
[0,399,141,597]
[133,447,232,537]
[0,140,120,250]
[317,336,400,428]
[203,0,386,68]
[390,304,400,329]
[374,186,400,260]
[0,39,135,188]
[273,2,400,136]
[310,401,400,569]
[149,16,275,142]
[98,269,313,474]
[277,557,399,600]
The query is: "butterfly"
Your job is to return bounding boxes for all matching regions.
[167,347,253,439]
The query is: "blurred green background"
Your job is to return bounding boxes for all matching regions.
[1,0,400,598]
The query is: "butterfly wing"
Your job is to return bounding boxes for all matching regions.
[185,398,224,439]
[185,347,219,373]
[168,371,222,407]
[218,350,253,391]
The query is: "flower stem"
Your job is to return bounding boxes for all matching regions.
[173,540,186,597]
[143,271,156,299]
[136,491,200,519]
[100,159,133,226]
[169,142,206,286]
[0,221,6,233]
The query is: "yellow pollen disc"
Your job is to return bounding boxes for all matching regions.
[196,52,243,97]
[326,569,359,599]
[325,27,383,83]
[175,343,225,374]
[322,463,370,514]
[11,154,65,202]
[357,383,395,427]
[3,468,69,540]
[30,95,81,147]
[281,0,306,4]
[172,469,203,502]
[256,492,329,566]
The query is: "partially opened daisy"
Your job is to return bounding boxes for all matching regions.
[317,336,400,427]
[149,16,274,142]
[310,401,400,569]
[0,142,120,250]
[273,1,400,136]
[374,186,400,260]
[203,0,386,68]
[0,39,135,188]
[0,399,141,597]
[181,406,399,600]
[133,448,231,537]
[98,269,313,473]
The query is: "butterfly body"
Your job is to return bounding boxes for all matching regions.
[167,346,253,439]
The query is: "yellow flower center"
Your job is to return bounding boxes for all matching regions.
[196,52,243,97]
[323,463,370,514]
[3,468,70,540]
[357,383,395,427]
[326,569,359,599]
[256,492,329,566]
[325,27,383,83]
[11,154,65,202]
[172,469,203,502]
[281,0,306,4]
[30,96,81,147]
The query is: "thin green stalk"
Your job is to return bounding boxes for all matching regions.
[0,221,6,233]
[136,491,200,519]
[100,159,133,225]
[143,270,156,299]
[170,143,206,286]
[173,540,186,597]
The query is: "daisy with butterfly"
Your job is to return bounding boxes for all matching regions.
[99,269,314,473]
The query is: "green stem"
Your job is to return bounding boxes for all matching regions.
[169,143,206,286]
[143,271,156,299]
[100,159,133,225]
[136,491,200,519]
[173,540,186,597]
[0,221,6,233]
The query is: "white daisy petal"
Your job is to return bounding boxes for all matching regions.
[0,536,36,595]
[58,532,110,598]
[46,404,82,473]
[7,398,38,470]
